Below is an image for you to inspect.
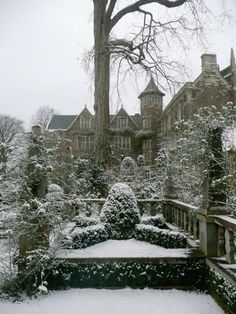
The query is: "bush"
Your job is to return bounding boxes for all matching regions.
[135,224,187,248]
[141,215,169,229]
[120,156,135,180]
[100,183,141,238]
[73,216,100,228]
[66,225,109,249]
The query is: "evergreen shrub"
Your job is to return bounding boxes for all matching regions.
[141,215,169,229]
[67,225,109,249]
[73,216,100,228]
[135,224,187,248]
[100,183,141,238]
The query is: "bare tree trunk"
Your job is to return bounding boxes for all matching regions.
[93,1,110,165]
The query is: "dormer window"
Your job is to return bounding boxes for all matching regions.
[117,117,128,128]
[80,116,91,129]
[143,118,151,129]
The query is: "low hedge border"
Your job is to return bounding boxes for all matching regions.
[73,216,100,228]
[62,221,187,249]
[135,224,187,248]
[47,260,206,289]
[141,215,169,229]
[68,225,109,249]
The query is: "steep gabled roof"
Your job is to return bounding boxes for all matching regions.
[79,106,93,116]
[110,107,139,128]
[47,115,77,130]
[139,78,165,98]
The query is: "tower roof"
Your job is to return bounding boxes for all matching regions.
[138,78,165,98]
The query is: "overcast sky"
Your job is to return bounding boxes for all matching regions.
[0,0,235,128]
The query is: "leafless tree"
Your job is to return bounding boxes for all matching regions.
[31,105,55,131]
[91,0,214,165]
[0,115,24,175]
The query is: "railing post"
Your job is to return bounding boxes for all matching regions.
[217,226,225,257]
[225,229,235,264]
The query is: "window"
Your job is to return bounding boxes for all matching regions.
[143,118,151,129]
[80,116,91,129]
[117,117,128,128]
[78,135,93,150]
[143,139,152,149]
[144,153,152,163]
[113,136,130,149]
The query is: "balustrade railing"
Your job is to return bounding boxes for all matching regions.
[77,198,162,217]
[212,215,236,264]
[162,199,236,264]
[162,199,199,240]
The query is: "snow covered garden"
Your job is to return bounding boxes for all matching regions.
[1,105,236,313]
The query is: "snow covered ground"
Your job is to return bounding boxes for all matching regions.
[56,239,191,259]
[0,288,224,314]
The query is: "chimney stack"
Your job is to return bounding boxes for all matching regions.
[201,54,218,72]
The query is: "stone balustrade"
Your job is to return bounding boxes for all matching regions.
[78,198,162,217]
[162,199,236,264]
[212,215,236,264]
[162,199,199,240]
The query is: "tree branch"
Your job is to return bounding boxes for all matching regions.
[109,0,188,31]
[106,0,118,21]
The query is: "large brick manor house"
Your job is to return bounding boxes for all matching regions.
[47,51,236,164]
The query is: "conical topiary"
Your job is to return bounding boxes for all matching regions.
[100,183,141,238]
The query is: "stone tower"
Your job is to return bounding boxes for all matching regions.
[138,78,165,116]
[138,78,165,161]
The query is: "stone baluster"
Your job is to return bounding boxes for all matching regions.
[188,215,193,236]
[225,229,235,264]
[217,226,225,257]
[193,218,199,240]
[183,212,187,232]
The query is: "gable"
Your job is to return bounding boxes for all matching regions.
[110,108,139,129]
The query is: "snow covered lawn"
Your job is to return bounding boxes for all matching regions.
[56,239,191,259]
[0,288,223,314]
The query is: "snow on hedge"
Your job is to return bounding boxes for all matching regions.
[100,183,141,238]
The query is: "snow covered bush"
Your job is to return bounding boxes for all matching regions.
[74,158,110,197]
[100,183,141,238]
[166,104,236,207]
[120,156,135,181]
[74,216,100,228]
[141,215,169,229]
[64,225,109,249]
[135,224,187,248]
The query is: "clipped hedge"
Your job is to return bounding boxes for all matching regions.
[47,260,206,289]
[207,266,236,314]
[135,224,187,248]
[73,216,100,228]
[141,215,169,229]
[67,225,109,249]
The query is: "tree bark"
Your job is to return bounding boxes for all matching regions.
[93,1,111,165]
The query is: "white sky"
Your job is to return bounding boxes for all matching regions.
[0,0,235,129]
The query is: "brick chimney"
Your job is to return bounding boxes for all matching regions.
[201,54,218,72]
